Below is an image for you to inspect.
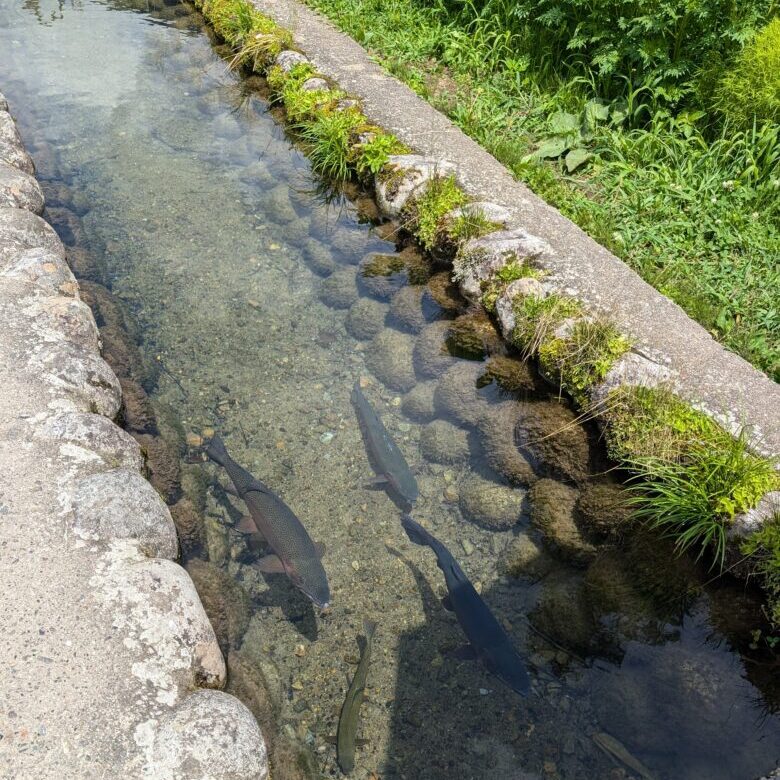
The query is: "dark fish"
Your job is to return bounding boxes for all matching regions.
[400,514,530,696]
[337,619,377,775]
[206,435,330,609]
[351,382,418,507]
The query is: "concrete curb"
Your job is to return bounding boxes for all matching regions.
[250,0,780,461]
[0,91,268,779]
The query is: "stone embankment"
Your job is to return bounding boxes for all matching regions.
[251,0,780,456]
[0,91,268,779]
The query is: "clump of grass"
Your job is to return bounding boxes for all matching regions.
[741,512,780,629]
[480,259,542,313]
[449,210,502,243]
[403,175,467,250]
[267,63,342,122]
[510,293,581,358]
[628,432,779,567]
[199,0,290,69]
[297,108,365,181]
[539,317,631,407]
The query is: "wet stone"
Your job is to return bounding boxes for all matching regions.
[434,361,489,426]
[302,238,336,276]
[426,271,465,314]
[389,284,431,333]
[414,320,457,379]
[319,267,358,309]
[133,433,182,504]
[458,474,525,530]
[0,110,35,174]
[366,329,416,392]
[401,380,437,422]
[119,377,158,435]
[500,532,554,580]
[477,401,537,486]
[419,419,470,464]
[346,296,387,341]
[576,481,633,540]
[46,206,85,247]
[0,206,64,268]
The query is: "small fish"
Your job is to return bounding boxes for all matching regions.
[337,619,377,775]
[400,514,530,696]
[351,382,418,508]
[592,732,656,780]
[206,435,330,609]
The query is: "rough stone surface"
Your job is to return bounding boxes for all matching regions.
[455,228,552,303]
[346,296,386,340]
[731,491,780,537]
[0,110,35,174]
[275,49,310,72]
[375,154,456,216]
[318,266,358,309]
[72,468,179,559]
[301,76,329,92]
[413,320,457,379]
[0,206,64,267]
[447,200,512,227]
[495,277,547,336]
[401,380,437,421]
[0,96,266,779]
[433,360,488,426]
[0,160,44,212]
[251,0,780,463]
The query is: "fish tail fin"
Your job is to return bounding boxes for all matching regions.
[400,514,434,549]
[362,619,378,640]
[205,434,229,467]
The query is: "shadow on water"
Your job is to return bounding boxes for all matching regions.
[5,1,780,779]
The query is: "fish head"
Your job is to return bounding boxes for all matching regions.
[485,643,531,697]
[289,566,331,610]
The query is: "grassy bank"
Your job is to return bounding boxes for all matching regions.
[300,0,780,381]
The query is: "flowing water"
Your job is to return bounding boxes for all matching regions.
[2,2,780,778]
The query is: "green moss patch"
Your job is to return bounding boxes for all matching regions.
[403,175,467,250]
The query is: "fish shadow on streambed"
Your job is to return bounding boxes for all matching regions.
[384,544,535,780]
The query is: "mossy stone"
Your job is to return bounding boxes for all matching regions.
[500,532,554,580]
[133,433,182,505]
[531,572,597,654]
[413,320,457,379]
[515,400,591,484]
[389,284,429,333]
[446,309,504,360]
[425,271,466,313]
[358,246,431,299]
[477,401,537,486]
[119,378,158,435]
[529,478,595,564]
[302,238,335,276]
[434,361,489,426]
[480,354,537,393]
[170,497,205,558]
[186,559,251,652]
[577,482,633,539]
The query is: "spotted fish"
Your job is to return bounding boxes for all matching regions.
[400,514,530,696]
[351,382,418,508]
[206,435,330,609]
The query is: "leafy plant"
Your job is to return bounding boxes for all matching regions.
[510,293,581,357]
[715,18,780,128]
[741,512,780,628]
[403,175,468,249]
[480,259,542,311]
[354,131,409,177]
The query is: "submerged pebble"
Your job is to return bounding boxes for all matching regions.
[319,268,359,309]
[401,381,437,422]
[346,297,387,341]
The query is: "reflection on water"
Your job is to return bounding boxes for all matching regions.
[3,1,779,777]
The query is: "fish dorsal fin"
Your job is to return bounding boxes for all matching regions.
[255,554,286,574]
[315,541,326,559]
[242,477,275,496]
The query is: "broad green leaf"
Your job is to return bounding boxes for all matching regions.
[565,147,592,172]
[548,110,579,135]
[584,98,610,127]
[535,137,570,159]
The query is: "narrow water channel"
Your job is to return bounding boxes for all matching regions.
[3,1,779,778]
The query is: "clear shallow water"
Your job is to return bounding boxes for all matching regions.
[3,2,780,778]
